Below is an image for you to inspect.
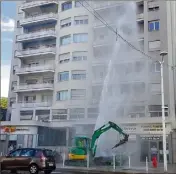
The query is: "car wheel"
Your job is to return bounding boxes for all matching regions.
[29,164,39,174]
[44,170,52,174]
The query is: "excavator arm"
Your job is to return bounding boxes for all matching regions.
[90,121,129,157]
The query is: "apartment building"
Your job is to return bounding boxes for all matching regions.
[4,0,176,163]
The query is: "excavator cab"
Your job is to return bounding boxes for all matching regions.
[74,136,91,149]
[68,136,91,160]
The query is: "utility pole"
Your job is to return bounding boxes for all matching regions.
[159,51,168,172]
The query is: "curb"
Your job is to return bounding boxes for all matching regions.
[57,167,176,174]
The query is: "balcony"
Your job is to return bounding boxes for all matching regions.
[94,1,123,11]
[136,13,144,22]
[15,83,54,92]
[20,13,58,26]
[16,64,55,75]
[93,37,115,47]
[12,102,52,109]
[94,20,113,28]
[15,46,56,58]
[16,29,56,42]
[21,1,58,11]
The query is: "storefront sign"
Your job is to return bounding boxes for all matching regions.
[16,128,29,131]
[141,136,161,140]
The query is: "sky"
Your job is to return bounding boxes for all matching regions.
[1,1,16,97]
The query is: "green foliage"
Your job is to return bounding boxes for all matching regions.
[0,97,8,109]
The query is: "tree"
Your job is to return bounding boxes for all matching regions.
[0,97,8,109]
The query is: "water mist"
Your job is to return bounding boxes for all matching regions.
[94,1,145,158]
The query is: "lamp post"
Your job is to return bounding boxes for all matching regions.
[159,51,168,172]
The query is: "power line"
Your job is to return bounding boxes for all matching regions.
[78,1,175,69]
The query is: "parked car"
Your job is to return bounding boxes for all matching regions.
[0,148,56,174]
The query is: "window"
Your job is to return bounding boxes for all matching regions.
[71,70,86,80]
[9,149,22,157]
[57,90,68,101]
[20,149,34,157]
[60,18,71,28]
[62,1,72,11]
[74,15,88,25]
[42,95,52,102]
[11,81,17,90]
[17,20,21,28]
[26,79,38,84]
[24,96,36,103]
[148,40,160,50]
[148,6,159,11]
[75,0,88,7]
[58,71,69,82]
[59,53,70,64]
[71,89,86,100]
[35,150,44,158]
[52,109,67,120]
[43,77,54,84]
[148,20,160,31]
[151,83,161,93]
[72,51,87,61]
[70,108,85,119]
[148,1,159,11]
[148,105,168,117]
[154,62,160,72]
[60,35,71,46]
[73,33,88,43]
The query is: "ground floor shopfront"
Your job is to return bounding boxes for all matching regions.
[0,123,176,164]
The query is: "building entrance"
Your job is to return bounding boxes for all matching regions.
[140,136,169,163]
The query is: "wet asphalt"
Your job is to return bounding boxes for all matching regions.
[1,170,105,174]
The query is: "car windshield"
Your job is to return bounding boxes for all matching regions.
[43,149,54,157]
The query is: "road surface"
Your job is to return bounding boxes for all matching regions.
[2,171,106,174]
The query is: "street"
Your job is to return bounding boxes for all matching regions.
[1,170,111,174]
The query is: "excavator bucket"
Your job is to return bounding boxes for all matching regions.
[112,134,129,149]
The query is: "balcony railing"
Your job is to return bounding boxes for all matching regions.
[93,36,115,46]
[16,64,55,74]
[17,102,52,108]
[136,13,144,22]
[94,1,122,10]
[16,29,56,41]
[15,83,54,92]
[94,20,113,28]
[20,115,33,120]
[21,1,58,10]
[15,46,56,57]
[20,13,58,25]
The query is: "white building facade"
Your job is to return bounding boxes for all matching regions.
[4,1,176,164]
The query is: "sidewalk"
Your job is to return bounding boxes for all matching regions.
[56,163,176,173]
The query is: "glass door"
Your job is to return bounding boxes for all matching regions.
[140,140,149,162]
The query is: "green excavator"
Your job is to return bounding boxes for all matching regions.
[65,121,129,166]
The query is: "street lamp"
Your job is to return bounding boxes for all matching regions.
[159,51,168,172]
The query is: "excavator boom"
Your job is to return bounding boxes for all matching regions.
[91,121,129,157]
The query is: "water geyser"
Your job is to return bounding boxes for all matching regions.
[94,1,145,157]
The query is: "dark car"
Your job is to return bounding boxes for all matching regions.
[0,148,56,174]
